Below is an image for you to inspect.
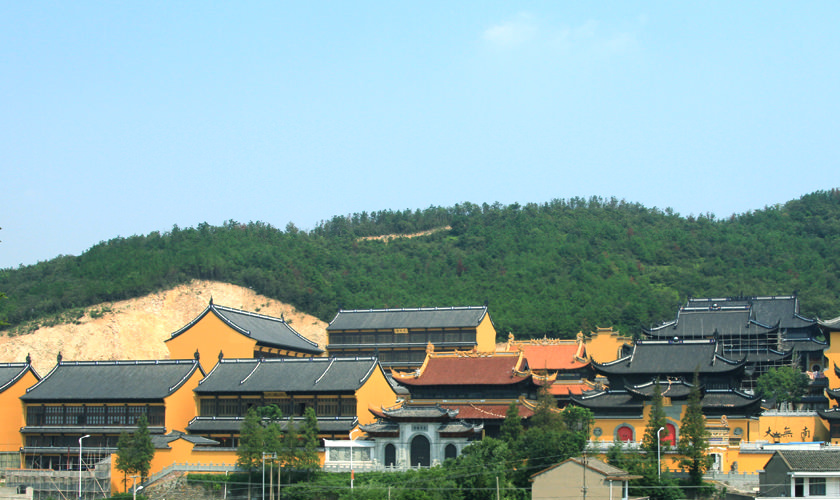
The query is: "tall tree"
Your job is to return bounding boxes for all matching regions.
[642,379,669,459]
[678,370,711,486]
[115,414,155,491]
[236,407,267,471]
[500,400,524,446]
[297,407,321,478]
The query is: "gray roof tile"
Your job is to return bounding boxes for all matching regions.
[327,306,489,331]
[194,357,387,394]
[772,450,840,471]
[21,359,203,402]
[168,302,323,354]
[0,362,39,392]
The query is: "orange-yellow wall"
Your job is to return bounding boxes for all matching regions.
[586,328,632,364]
[825,329,840,399]
[166,313,257,366]
[163,365,204,432]
[475,315,497,353]
[0,370,39,453]
[354,366,399,425]
[756,414,829,443]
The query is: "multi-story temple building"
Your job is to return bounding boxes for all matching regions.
[325,306,497,370]
[19,356,205,471]
[644,295,828,404]
[186,356,398,446]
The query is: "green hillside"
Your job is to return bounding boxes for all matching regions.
[2,190,840,339]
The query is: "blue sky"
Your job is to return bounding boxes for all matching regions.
[2,2,838,269]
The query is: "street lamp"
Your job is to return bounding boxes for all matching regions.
[262,452,276,500]
[78,434,91,499]
[656,427,665,481]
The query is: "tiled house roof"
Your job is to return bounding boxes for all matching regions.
[168,301,323,354]
[327,306,490,331]
[21,359,204,402]
[0,362,39,392]
[391,352,528,386]
[592,340,745,376]
[770,449,840,471]
[195,356,384,394]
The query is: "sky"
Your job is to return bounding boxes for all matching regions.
[1,2,839,269]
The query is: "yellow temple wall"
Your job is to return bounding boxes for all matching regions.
[475,315,498,353]
[585,328,631,364]
[354,366,399,426]
[166,313,257,364]
[163,365,204,432]
[825,329,840,396]
[0,370,39,453]
[757,413,829,443]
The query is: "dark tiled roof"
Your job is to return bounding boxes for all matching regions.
[818,316,840,330]
[700,389,761,409]
[21,359,203,402]
[168,302,323,354]
[817,407,840,420]
[0,362,39,392]
[593,340,744,376]
[370,404,459,420]
[784,338,829,352]
[327,306,489,331]
[646,308,778,338]
[392,353,528,386]
[772,450,840,471]
[626,379,694,399]
[195,357,387,394]
[152,431,220,449]
[733,349,793,363]
[186,416,357,433]
[826,388,840,403]
[569,390,644,410]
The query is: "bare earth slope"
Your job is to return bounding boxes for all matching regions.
[0,280,328,375]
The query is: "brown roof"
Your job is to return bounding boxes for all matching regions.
[439,402,535,420]
[513,343,588,370]
[392,352,528,386]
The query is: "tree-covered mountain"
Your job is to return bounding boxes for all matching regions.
[2,189,840,339]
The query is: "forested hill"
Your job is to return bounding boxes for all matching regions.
[2,190,840,339]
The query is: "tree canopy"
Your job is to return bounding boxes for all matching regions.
[3,190,840,339]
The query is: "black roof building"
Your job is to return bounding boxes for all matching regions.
[194,356,385,395]
[575,340,761,419]
[22,358,204,403]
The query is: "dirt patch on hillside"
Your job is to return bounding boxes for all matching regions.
[357,226,451,242]
[0,280,328,375]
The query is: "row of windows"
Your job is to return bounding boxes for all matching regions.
[26,405,165,426]
[25,435,123,448]
[794,477,826,497]
[329,330,476,346]
[199,396,357,418]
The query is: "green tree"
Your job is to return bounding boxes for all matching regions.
[756,366,810,409]
[500,401,524,446]
[678,371,711,485]
[642,379,669,459]
[236,407,268,470]
[115,414,155,491]
[297,407,321,479]
[529,387,562,431]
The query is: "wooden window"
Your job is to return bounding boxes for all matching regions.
[339,397,357,417]
[317,398,339,416]
[45,406,63,425]
[127,406,145,424]
[108,405,126,425]
[218,399,240,417]
[87,406,106,425]
[200,399,217,416]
